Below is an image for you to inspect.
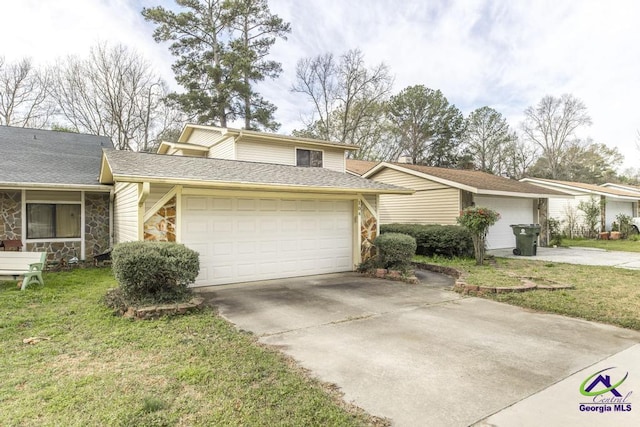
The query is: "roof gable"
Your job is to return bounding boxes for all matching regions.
[174,124,359,152]
[346,159,379,176]
[365,163,567,197]
[522,178,640,200]
[0,126,113,188]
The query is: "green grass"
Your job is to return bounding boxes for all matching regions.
[562,237,640,252]
[415,255,640,330]
[0,268,379,427]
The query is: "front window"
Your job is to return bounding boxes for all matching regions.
[296,149,323,167]
[27,204,81,239]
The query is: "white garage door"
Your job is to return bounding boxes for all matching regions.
[181,196,353,286]
[474,196,535,249]
[605,200,634,230]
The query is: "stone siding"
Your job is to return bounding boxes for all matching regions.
[85,192,111,258]
[0,191,21,240]
[26,241,82,262]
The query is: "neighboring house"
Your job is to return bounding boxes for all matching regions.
[0,126,112,261]
[352,161,567,249]
[101,125,411,286]
[602,182,640,201]
[521,178,640,233]
[346,159,379,176]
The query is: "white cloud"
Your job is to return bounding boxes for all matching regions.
[3,0,640,168]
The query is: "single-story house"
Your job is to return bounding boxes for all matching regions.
[521,178,640,233]
[0,126,112,261]
[100,126,411,286]
[601,182,640,200]
[350,161,567,249]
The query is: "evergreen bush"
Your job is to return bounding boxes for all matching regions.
[111,241,200,304]
[373,233,417,272]
[380,224,473,257]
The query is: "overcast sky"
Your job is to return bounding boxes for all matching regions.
[3,0,639,169]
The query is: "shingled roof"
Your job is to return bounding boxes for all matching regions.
[346,159,379,176]
[365,163,568,196]
[523,178,640,199]
[101,150,411,194]
[0,126,113,187]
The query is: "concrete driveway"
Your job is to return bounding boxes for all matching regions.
[489,246,640,269]
[199,273,640,427]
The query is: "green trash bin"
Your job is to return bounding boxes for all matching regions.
[510,224,541,256]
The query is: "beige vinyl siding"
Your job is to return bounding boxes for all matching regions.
[370,168,459,225]
[186,129,225,147]
[235,141,346,172]
[372,168,450,191]
[144,184,175,212]
[25,190,81,202]
[208,136,235,159]
[114,182,139,243]
[378,189,459,224]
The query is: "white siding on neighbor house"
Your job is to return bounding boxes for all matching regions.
[474,196,535,249]
[144,184,175,212]
[25,190,81,202]
[235,140,346,172]
[186,129,225,147]
[208,136,235,159]
[548,195,590,234]
[370,168,460,225]
[606,199,634,230]
[114,182,139,243]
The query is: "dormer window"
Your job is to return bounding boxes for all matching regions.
[296,148,323,167]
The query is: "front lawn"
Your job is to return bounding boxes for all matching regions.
[562,237,640,252]
[415,255,640,330]
[0,268,378,426]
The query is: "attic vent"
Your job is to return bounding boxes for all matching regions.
[33,135,37,140]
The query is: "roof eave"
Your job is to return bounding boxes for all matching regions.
[0,182,112,191]
[110,173,414,195]
[364,162,477,192]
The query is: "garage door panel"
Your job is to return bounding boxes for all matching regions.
[475,196,534,250]
[183,196,353,285]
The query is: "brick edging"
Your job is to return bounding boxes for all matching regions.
[411,261,574,295]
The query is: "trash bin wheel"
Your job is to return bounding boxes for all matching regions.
[513,248,521,256]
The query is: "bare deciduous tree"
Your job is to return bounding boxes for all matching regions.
[522,94,591,179]
[50,43,182,151]
[0,57,54,127]
[291,49,394,157]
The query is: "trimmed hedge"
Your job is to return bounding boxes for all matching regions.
[111,241,200,304]
[374,232,417,271]
[380,223,473,258]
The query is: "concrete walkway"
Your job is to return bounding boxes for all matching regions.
[488,246,640,269]
[199,273,640,426]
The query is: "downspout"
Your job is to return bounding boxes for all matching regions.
[109,187,115,247]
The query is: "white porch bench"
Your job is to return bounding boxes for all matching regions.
[0,252,47,290]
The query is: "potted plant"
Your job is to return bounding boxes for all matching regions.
[610,222,621,240]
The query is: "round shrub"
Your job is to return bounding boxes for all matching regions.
[111,241,200,304]
[374,233,417,272]
[380,223,473,258]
